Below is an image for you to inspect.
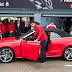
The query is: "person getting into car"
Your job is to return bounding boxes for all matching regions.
[0,20,6,38]
[30,21,48,64]
[15,20,23,36]
[8,20,16,37]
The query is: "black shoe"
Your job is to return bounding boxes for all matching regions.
[38,61,44,64]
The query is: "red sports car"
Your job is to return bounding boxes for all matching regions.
[0,29,72,63]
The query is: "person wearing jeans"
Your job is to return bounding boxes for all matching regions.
[8,20,16,37]
[30,21,48,64]
[40,39,48,63]
[9,33,15,37]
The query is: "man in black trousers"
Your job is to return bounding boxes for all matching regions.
[15,20,23,36]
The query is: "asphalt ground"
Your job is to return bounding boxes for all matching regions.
[0,57,72,72]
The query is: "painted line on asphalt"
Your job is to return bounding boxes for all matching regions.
[64,65,72,67]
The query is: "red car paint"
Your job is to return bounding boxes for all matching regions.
[0,36,72,61]
[0,37,40,61]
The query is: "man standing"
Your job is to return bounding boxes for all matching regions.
[8,20,16,37]
[28,21,31,30]
[15,20,23,36]
[3,19,8,37]
[46,21,56,41]
[30,21,48,64]
[46,21,56,29]
[21,20,25,33]
[0,20,6,38]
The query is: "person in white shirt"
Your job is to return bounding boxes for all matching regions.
[46,21,56,29]
[17,23,20,28]
[46,21,56,41]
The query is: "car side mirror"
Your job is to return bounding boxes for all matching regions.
[21,38,26,42]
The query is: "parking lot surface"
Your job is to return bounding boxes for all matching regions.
[0,57,72,72]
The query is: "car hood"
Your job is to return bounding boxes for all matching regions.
[0,37,17,43]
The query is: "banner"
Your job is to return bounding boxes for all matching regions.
[0,0,72,10]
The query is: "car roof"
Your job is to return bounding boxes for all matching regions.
[43,28,71,37]
[16,28,72,40]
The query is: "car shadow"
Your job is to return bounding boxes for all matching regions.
[0,57,68,63]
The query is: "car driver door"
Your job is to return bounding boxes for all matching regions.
[21,38,40,61]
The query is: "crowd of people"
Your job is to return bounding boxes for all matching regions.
[0,19,56,39]
[0,19,26,38]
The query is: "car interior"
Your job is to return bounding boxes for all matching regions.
[24,32,49,52]
[25,33,37,41]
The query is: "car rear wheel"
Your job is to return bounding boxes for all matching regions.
[0,48,14,63]
[63,47,72,61]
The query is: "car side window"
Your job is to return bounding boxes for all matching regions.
[50,32,62,39]
[26,32,37,41]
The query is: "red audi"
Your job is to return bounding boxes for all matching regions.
[0,29,72,63]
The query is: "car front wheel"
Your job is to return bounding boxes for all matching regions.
[0,48,14,63]
[63,47,72,61]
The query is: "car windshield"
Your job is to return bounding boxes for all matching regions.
[15,30,35,40]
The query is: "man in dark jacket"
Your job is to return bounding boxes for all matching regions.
[30,21,48,64]
[15,20,23,36]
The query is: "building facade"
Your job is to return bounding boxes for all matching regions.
[0,0,72,30]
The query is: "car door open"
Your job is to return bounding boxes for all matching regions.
[21,39,40,61]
